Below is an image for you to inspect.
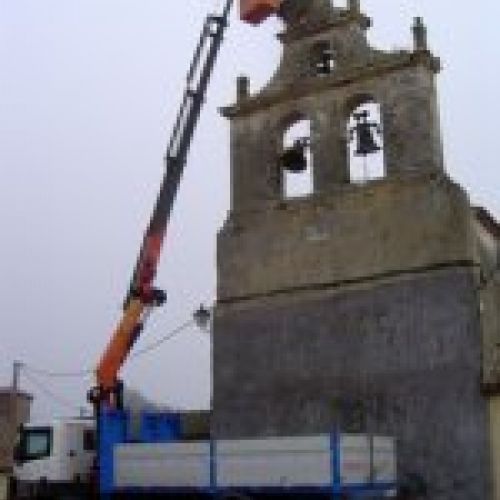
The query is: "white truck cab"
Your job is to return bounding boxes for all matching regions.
[13,418,95,498]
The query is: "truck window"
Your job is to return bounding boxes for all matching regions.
[20,427,52,461]
[83,429,95,451]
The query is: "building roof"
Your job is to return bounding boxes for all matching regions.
[0,388,32,400]
[474,206,500,239]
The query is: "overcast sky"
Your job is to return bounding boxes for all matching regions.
[1,0,499,420]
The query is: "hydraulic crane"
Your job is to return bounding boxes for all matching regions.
[89,0,284,411]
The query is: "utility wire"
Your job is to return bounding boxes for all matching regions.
[21,314,200,379]
[130,318,195,359]
[23,364,93,379]
[22,370,84,413]
[18,313,205,415]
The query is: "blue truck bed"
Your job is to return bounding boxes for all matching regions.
[99,410,397,499]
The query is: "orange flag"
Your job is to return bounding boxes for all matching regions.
[240,0,282,25]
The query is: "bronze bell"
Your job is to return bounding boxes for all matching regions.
[350,110,382,157]
[280,138,310,173]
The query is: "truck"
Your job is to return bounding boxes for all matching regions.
[13,412,397,498]
[13,418,95,499]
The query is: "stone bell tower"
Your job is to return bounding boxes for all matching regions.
[213,1,500,499]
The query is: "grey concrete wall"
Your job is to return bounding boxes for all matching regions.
[213,267,490,499]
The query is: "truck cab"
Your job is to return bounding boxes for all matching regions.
[13,418,95,498]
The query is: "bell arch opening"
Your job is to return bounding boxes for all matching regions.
[346,97,385,184]
[280,118,313,199]
[310,41,335,76]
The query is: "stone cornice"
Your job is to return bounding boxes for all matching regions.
[223,172,461,227]
[221,50,441,119]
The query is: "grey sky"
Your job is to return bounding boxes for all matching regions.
[1,0,499,420]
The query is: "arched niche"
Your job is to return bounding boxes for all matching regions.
[279,114,314,199]
[344,94,385,184]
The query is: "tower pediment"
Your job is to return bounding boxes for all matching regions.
[222,2,444,213]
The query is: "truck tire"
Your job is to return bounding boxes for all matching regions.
[35,478,50,500]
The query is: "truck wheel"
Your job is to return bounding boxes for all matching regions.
[29,481,38,498]
[36,478,50,499]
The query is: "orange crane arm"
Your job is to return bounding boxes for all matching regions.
[96,298,146,392]
[91,0,235,408]
[91,0,281,409]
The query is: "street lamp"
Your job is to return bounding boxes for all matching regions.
[193,305,211,332]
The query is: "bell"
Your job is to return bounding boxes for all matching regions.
[355,122,381,156]
[351,110,382,157]
[280,138,309,173]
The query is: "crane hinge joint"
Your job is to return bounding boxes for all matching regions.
[130,287,167,307]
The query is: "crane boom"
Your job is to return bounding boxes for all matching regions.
[92,0,235,408]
